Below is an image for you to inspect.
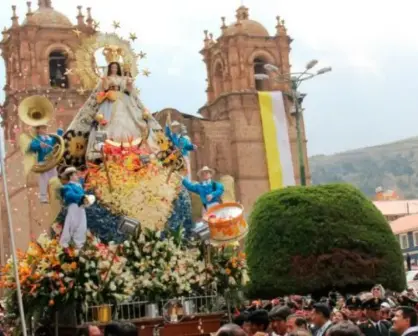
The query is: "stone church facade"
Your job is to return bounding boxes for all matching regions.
[0,2,310,264]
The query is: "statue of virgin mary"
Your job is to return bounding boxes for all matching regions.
[63,48,163,166]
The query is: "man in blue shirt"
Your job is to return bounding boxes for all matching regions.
[28,124,63,203]
[182,166,224,215]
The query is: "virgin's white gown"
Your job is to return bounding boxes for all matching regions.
[67,74,162,163]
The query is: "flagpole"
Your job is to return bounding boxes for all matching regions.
[0,118,28,336]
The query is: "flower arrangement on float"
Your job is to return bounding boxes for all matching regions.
[86,147,182,232]
[0,226,248,330]
[209,243,249,307]
[0,230,135,324]
[123,228,208,301]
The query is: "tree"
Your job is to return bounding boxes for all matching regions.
[245,183,406,299]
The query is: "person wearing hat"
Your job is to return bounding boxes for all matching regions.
[247,309,270,335]
[269,306,292,336]
[59,166,95,249]
[359,296,392,336]
[311,303,332,336]
[28,123,64,203]
[398,293,418,309]
[345,295,364,324]
[182,166,224,214]
[178,124,196,179]
[165,114,197,179]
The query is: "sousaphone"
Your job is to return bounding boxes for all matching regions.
[17,95,65,175]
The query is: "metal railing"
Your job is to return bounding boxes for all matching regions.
[83,293,223,323]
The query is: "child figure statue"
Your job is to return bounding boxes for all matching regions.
[182,166,224,215]
[59,167,95,249]
[165,113,196,179]
[28,124,63,203]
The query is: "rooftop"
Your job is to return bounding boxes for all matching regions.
[390,214,418,235]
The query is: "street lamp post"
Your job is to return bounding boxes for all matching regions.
[255,60,332,186]
[0,116,28,336]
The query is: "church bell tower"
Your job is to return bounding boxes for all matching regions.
[0,0,96,264]
[197,6,310,208]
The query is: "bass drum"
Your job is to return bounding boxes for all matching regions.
[203,202,248,245]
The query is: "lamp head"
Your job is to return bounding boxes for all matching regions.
[306,59,318,70]
[317,66,332,75]
[117,217,141,235]
[191,222,210,242]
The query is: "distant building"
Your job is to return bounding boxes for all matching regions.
[390,214,418,265]
[373,186,418,266]
[374,186,401,201]
[374,200,418,221]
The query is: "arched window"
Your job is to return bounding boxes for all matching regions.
[49,51,68,88]
[254,57,268,91]
[213,63,224,98]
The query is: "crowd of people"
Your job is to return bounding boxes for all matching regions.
[216,285,418,336]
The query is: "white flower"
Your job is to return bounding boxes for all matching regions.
[109,281,117,291]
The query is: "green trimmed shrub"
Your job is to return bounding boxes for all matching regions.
[245,183,405,298]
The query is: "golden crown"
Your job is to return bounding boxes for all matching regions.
[123,62,131,71]
[103,45,124,64]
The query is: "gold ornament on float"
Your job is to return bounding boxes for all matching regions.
[74,32,140,90]
[102,45,124,64]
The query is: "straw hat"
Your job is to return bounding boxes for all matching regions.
[197,166,214,177]
[61,166,77,178]
[81,194,96,208]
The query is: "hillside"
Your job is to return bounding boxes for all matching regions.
[309,137,418,198]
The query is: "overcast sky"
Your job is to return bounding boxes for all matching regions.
[0,0,416,155]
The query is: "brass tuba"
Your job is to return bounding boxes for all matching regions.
[17,95,65,174]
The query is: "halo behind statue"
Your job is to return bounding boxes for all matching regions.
[75,32,139,90]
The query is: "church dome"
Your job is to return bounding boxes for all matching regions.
[223,6,269,37]
[23,7,73,28]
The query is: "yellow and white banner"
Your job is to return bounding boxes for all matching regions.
[258,91,295,189]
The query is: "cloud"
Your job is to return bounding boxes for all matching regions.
[167,67,181,76]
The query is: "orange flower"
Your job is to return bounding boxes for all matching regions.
[59,287,66,294]
[225,268,231,275]
[48,299,55,306]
